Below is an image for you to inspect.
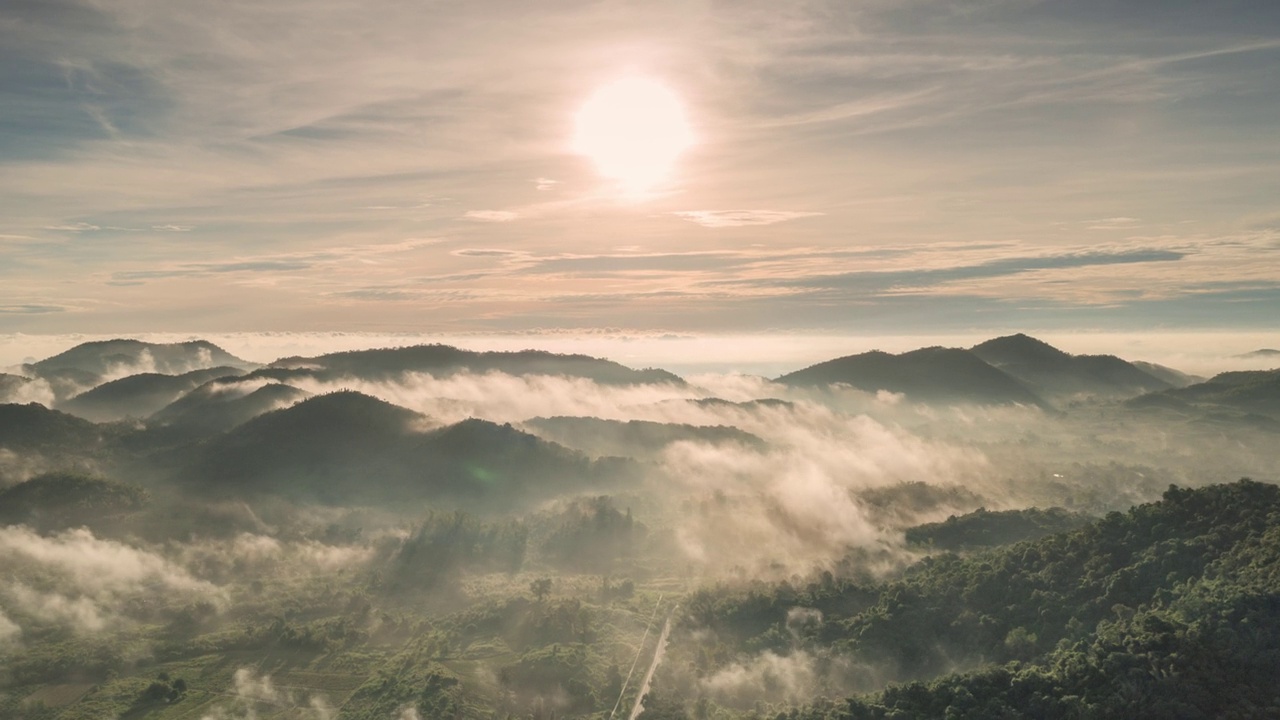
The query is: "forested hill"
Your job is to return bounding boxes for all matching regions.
[267,344,683,385]
[663,479,1280,720]
[777,347,1048,407]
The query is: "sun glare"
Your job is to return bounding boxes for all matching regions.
[572,75,694,196]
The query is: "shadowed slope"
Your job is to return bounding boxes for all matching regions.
[778,346,1047,407]
[150,379,310,436]
[971,333,1171,400]
[184,390,627,507]
[266,344,683,385]
[60,367,245,422]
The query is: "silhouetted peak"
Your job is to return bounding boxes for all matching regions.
[267,343,683,385]
[971,333,1071,365]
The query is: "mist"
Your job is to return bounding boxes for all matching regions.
[1,334,1277,719]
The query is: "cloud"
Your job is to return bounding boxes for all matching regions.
[0,304,66,314]
[114,261,312,281]
[0,526,225,636]
[42,222,100,232]
[0,376,55,405]
[0,609,19,646]
[0,526,216,597]
[464,210,518,222]
[176,533,375,584]
[673,210,823,228]
[0,0,1274,338]
[769,248,1188,294]
[151,224,194,232]
[697,647,883,708]
[266,368,996,576]
[452,248,526,258]
[197,668,336,720]
[109,238,440,283]
[1087,217,1141,230]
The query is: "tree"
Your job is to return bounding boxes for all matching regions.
[531,577,553,602]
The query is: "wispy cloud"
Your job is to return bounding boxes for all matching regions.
[452,248,527,258]
[1087,217,1141,231]
[464,210,519,223]
[674,211,823,228]
[43,222,100,232]
[0,304,67,314]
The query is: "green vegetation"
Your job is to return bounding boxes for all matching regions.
[0,472,148,531]
[903,507,1092,551]
[3,336,1280,719]
[650,480,1280,719]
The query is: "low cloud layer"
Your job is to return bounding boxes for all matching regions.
[0,526,223,639]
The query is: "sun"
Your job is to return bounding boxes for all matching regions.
[572,75,694,196]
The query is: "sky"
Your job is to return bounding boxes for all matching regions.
[2,0,1279,345]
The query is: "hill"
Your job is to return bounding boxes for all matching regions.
[1141,368,1280,418]
[0,472,148,531]
[184,390,624,507]
[678,480,1280,718]
[1236,348,1280,359]
[0,402,102,453]
[777,346,1047,407]
[267,344,683,385]
[522,417,764,459]
[59,367,244,422]
[970,333,1170,400]
[904,506,1093,550]
[29,339,256,378]
[0,373,47,404]
[150,379,310,436]
[1131,360,1203,388]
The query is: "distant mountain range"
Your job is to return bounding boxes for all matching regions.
[4,334,1272,434]
[970,333,1178,400]
[267,344,684,385]
[27,339,255,378]
[778,345,1050,407]
[777,333,1204,408]
[1236,348,1280,359]
[17,339,257,405]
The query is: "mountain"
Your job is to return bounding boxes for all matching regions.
[1235,348,1280,359]
[59,366,245,422]
[970,333,1171,400]
[150,379,310,436]
[522,417,764,459]
[25,367,102,405]
[184,390,624,507]
[1131,360,1203,388]
[0,373,36,402]
[29,339,256,378]
[0,403,103,453]
[766,480,1280,718]
[904,506,1093,550]
[777,346,1048,407]
[266,344,683,385]
[1160,369,1280,416]
[0,472,148,532]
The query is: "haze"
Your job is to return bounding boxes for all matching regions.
[2,1,1278,337]
[2,2,1280,719]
